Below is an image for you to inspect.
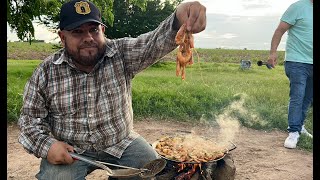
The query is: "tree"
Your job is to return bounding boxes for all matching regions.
[7,0,148,42]
[105,0,182,39]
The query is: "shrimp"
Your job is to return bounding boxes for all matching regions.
[175,23,194,80]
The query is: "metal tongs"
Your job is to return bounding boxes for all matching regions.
[69,152,113,174]
[69,152,165,178]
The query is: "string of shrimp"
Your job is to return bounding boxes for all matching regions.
[175,23,209,87]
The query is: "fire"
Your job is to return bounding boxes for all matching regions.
[189,164,199,174]
[177,163,186,172]
[175,163,202,180]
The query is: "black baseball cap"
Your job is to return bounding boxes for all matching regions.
[59,0,106,30]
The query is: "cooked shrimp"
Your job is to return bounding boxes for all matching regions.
[175,23,194,80]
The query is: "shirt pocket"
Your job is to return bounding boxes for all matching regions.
[98,78,127,118]
[50,91,81,117]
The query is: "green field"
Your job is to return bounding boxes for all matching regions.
[7,42,312,150]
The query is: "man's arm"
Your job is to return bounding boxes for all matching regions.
[268,21,292,67]
[18,65,74,164]
[18,66,55,158]
[119,1,206,77]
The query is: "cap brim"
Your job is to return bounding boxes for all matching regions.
[63,19,106,30]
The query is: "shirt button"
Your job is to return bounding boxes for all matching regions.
[88,93,92,97]
[89,114,93,118]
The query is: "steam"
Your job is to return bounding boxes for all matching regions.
[214,93,244,146]
[215,108,240,146]
[182,134,226,152]
[196,93,249,147]
[176,93,265,150]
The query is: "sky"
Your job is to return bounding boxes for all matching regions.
[7,0,298,50]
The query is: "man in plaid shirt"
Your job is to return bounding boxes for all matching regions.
[18,0,206,179]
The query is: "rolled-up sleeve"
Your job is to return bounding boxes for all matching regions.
[18,65,57,158]
[118,12,178,77]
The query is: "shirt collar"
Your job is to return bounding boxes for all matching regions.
[53,50,68,65]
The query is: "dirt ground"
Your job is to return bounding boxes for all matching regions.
[7,119,313,180]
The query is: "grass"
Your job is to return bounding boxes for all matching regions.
[137,62,313,151]
[7,60,41,121]
[7,42,56,53]
[7,46,312,151]
[7,42,60,60]
[161,48,285,65]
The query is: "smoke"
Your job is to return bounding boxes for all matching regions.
[215,111,240,147]
[196,93,249,147]
[178,93,264,150]
[214,93,244,146]
[181,134,226,152]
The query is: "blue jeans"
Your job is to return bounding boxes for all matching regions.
[35,136,158,180]
[285,61,313,132]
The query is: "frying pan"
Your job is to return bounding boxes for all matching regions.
[152,139,237,164]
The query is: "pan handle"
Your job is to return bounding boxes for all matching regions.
[227,141,237,152]
[69,152,113,175]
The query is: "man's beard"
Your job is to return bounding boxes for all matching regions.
[64,40,106,67]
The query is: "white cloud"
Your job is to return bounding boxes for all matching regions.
[219,33,237,39]
[191,13,287,50]
[33,23,59,42]
[7,22,59,43]
[194,30,217,39]
[183,0,297,16]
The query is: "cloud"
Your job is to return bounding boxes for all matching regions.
[7,22,59,43]
[33,23,59,42]
[183,0,297,16]
[191,13,287,50]
[241,0,271,9]
[219,33,237,39]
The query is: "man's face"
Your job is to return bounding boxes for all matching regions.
[58,22,106,67]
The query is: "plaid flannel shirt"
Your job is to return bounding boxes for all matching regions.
[18,13,178,159]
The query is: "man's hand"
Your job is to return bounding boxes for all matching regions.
[175,1,206,33]
[268,21,291,68]
[268,52,277,68]
[47,141,75,165]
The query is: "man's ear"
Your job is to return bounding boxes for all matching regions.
[101,26,105,33]
[58,30,66,47]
